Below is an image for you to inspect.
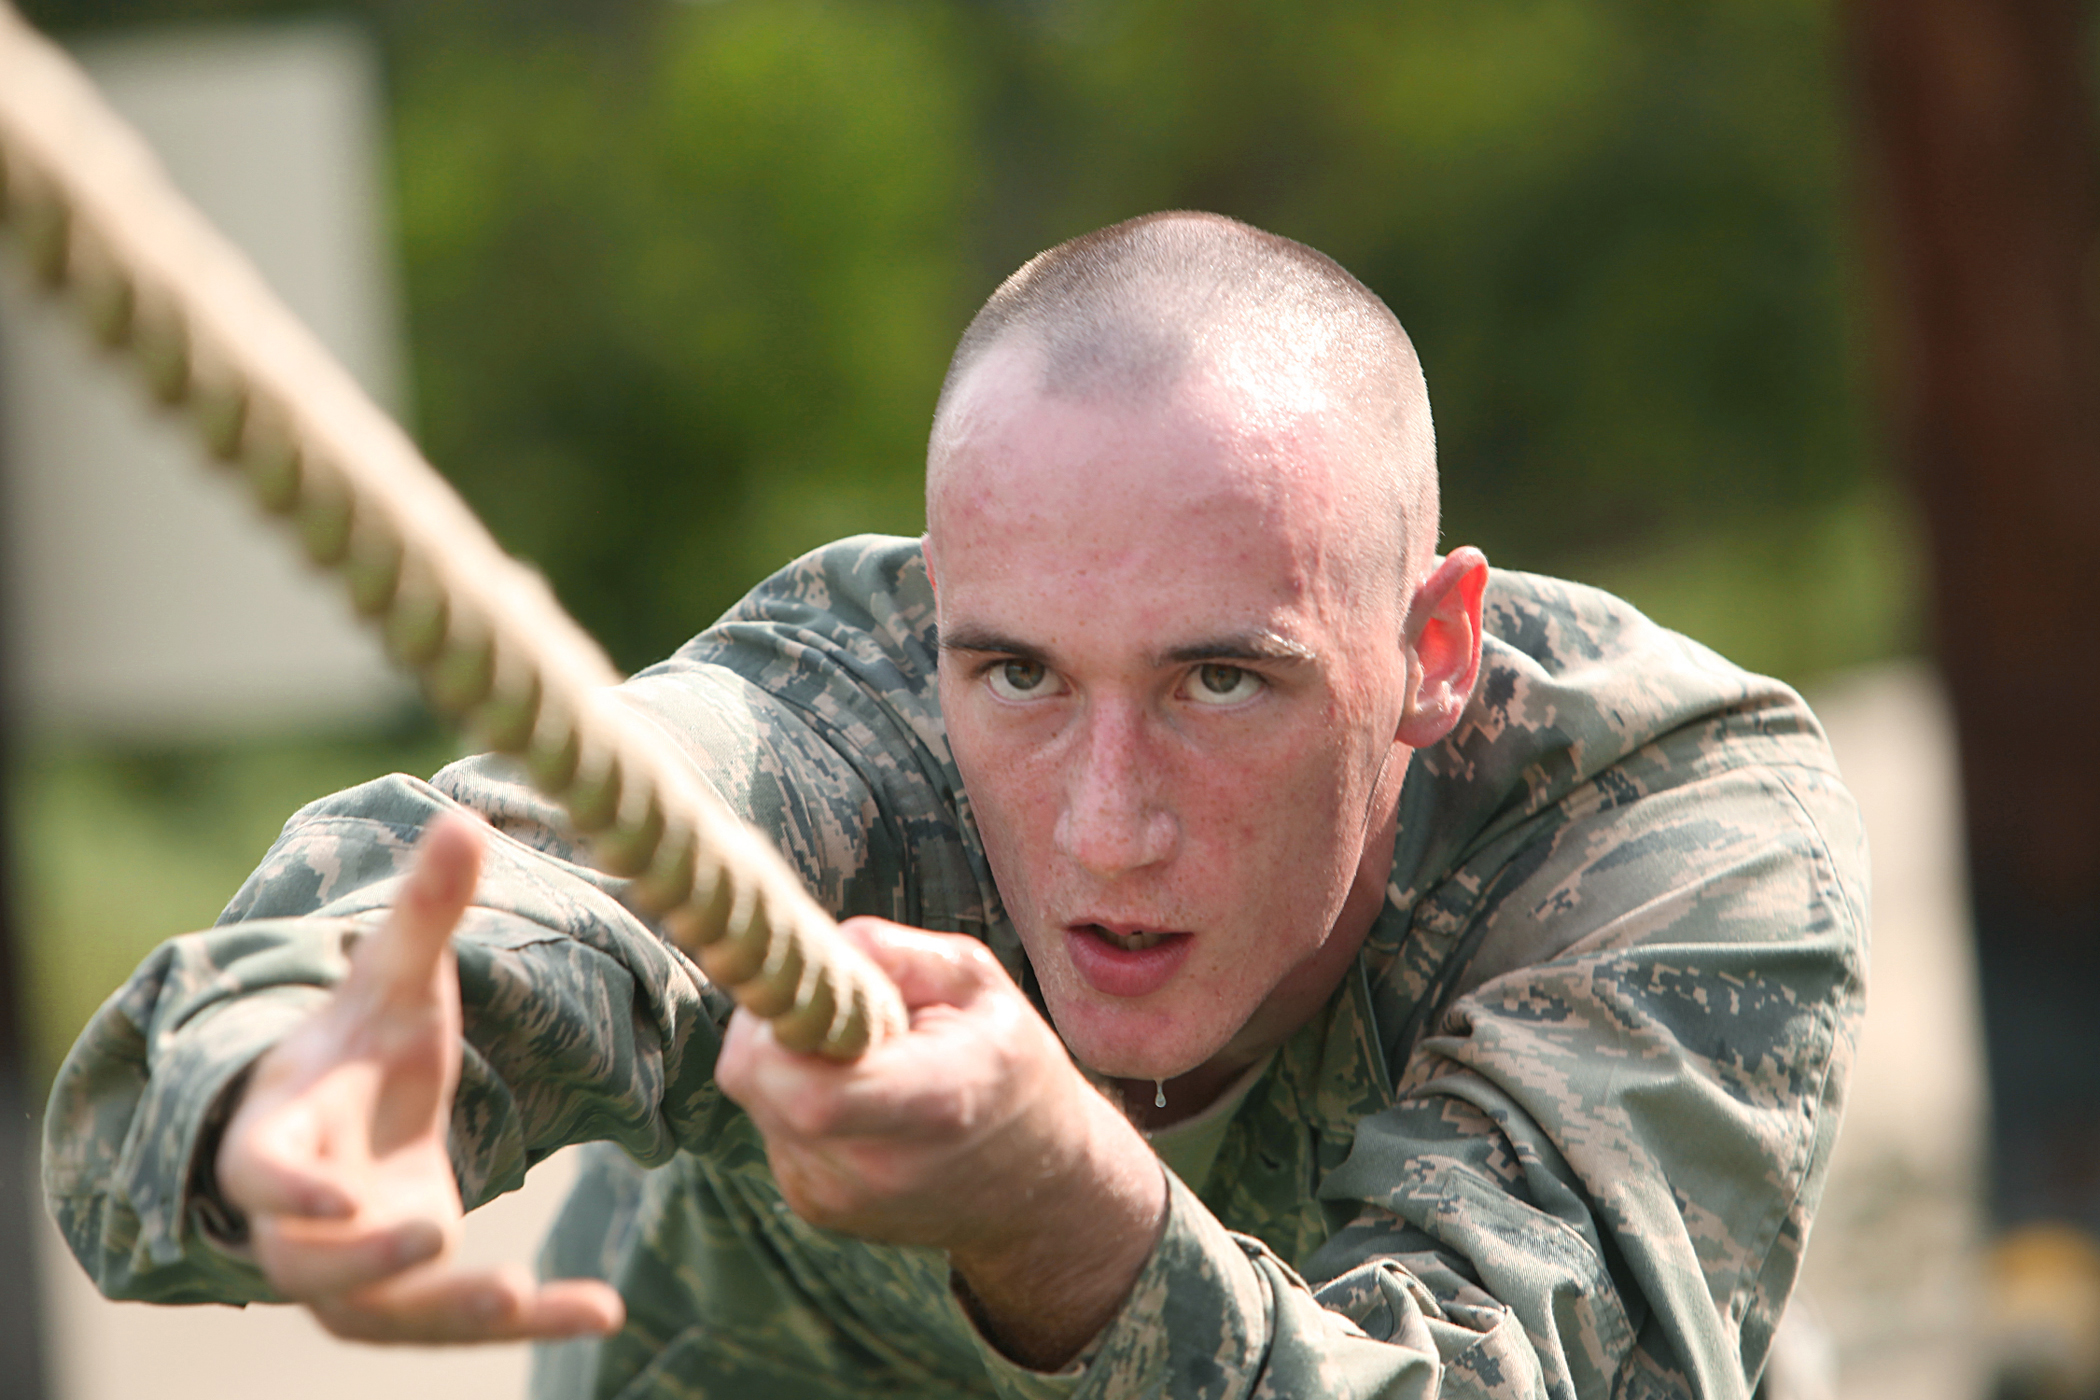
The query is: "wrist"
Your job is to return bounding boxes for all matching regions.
[192,1060,260,1247]
[948,1087,1167,1370]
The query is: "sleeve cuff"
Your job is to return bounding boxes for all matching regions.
[119,984,329,1278]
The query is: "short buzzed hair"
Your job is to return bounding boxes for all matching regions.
[929,212,1439,588]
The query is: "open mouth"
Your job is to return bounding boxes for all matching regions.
[1065,922,1194,997]
[1088,924,1175,952]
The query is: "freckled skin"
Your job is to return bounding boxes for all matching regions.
[183,238,1487,1368]
[928,344,1470,1118]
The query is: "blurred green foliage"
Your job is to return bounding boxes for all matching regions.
[393,1,982,659]
[9,0,1914,1067]
[8,727,459,1074]
[25,0,1904,680]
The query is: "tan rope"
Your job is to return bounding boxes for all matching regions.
[0,4,906,1059]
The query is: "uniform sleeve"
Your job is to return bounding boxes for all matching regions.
[40,659,921,1305]
[969,751,1866,1400]
[38,767,725,1304]
[39,538,981,1311]
[1317,754,1864,1400]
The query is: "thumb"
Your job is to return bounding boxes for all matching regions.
[353,811,485,1006]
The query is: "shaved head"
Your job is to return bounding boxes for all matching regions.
[923,213,1487,1089]
[928,211,1438,593]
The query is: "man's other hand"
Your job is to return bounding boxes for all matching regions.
[213,812,625,1344]
[716,920,1167,1370]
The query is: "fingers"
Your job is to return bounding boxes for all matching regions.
[357,812,486,1005]
[838,918,1009,1011]
[204,809,555,1347]
[718,1012,864,1141]
[314,1267,626,1346]
[716,921,999,1115]
[721,922,1035,1131]
[721,1000,1009,1143]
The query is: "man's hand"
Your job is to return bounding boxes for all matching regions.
[213,812,625,1344]
[716,920,1167,1371]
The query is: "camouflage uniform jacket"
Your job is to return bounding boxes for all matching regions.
[44,535,1867,1400]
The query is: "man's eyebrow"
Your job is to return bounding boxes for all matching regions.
[937,625,1318,667]
[1158,631,1319,666]
[938,626,1046,660]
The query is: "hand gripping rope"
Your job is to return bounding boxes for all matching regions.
[0,4,908,1060]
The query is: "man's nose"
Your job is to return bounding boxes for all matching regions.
[1052,704,1177,878]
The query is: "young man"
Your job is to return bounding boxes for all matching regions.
[45,213,1865,1399]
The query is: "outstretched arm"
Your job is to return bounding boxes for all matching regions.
[42,766,727,1317]
[212,813,622,1344]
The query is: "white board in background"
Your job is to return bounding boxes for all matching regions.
[1,18,411,741]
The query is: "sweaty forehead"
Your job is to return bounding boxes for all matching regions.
[935,342,1352,506]
[939,373,1205,531]
[927,344,1396,607]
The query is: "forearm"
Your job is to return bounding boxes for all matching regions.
[940,1078,1479,1399]
[949,1089,1168,1370]
[41,777,721,1302]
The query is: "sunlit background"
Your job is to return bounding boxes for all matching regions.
[4,0,2093,1397]
[5,0,1915,1059]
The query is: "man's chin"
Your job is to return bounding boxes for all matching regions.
[1048,995,1235,1085]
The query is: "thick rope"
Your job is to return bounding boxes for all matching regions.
[0,5,906,1059]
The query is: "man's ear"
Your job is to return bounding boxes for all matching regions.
[922,534,939,603]
[1397,546,1488,749]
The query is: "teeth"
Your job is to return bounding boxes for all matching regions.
[1100,927,1169,952]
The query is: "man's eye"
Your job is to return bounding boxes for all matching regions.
[987,659,1058,700]
[1186,664,1263,706]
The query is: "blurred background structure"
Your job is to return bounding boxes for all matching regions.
[1,22,407,740]
[1,0,2092,1396]
[1847,0,2100,1307]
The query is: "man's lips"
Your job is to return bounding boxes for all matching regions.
[1063,922,1194,999]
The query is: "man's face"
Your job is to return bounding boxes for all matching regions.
[927,348,1415,1083]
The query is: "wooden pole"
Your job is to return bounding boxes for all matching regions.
[1843,0,2100,1225]
[0,337,51,1400]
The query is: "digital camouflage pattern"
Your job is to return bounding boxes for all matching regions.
[43,535,1867,1400]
